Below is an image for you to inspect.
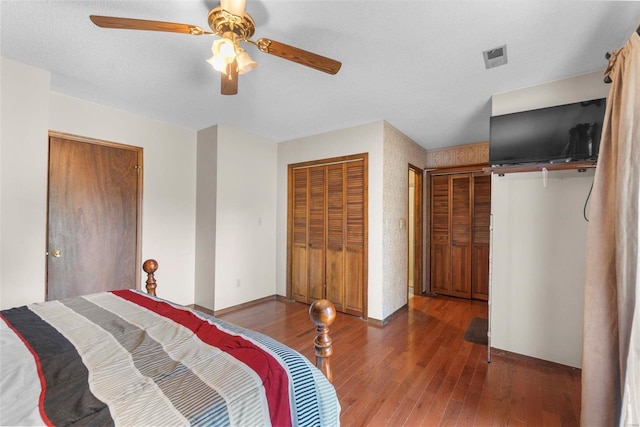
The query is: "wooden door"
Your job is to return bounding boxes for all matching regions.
[430,175,451,294]
[325,164,345,312]
[47,133,142,300]
[291,168,309,301]
[343,161,365,317]
[450,174,472,298]
[429,169,490,300]
[287,154,367,318]
[308,166,326,301]
[472,174,491,300]
[409,165,423,296]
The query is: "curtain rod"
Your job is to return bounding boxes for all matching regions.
[603,25,639,84]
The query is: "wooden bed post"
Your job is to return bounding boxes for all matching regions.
[143,259,158,296]
[309,299,337,383]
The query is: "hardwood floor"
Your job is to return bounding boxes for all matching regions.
[217,294,581,426]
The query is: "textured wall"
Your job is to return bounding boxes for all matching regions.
[381,122,427,320]
[425,141,489,169]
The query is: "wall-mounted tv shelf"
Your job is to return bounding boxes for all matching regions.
[484,160,597,175]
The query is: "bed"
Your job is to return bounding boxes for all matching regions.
[0,260,340,426]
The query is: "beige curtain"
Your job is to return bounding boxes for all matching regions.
[582,31,640,426]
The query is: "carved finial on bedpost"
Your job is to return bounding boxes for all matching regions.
[309,299,337,383]
[142,259,158,296]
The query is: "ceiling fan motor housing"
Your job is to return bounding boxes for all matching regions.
[207,7,255,41]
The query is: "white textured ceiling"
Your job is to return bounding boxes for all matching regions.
[2,1,639,149]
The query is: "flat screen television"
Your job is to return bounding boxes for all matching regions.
[489,98,606,166]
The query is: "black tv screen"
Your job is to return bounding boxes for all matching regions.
[489,98,606,166]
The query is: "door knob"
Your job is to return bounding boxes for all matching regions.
[51,249,62,257]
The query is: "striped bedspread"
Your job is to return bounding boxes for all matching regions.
[0,290,340,426]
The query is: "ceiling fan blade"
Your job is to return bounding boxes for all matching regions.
[221,59,239,95]
[256,38,341,75]
[89,15,211,35]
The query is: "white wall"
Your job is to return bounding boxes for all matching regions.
[1,58,50,308]
[276,122,385,320]
[492,71,609,116]
[491,169,593,367]
[48,94,197,306]
[214,125,277,311]
[0,57,198,309]
[195,125,218,310]
[490,70,609,367]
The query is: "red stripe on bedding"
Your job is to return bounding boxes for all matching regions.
[0,314,54,427]
[111,290,292,427]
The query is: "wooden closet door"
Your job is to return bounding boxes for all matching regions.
[472,174,491,300]
[450,174,472,298]
[430,175,451,294]
[288,154,367,317]
[325,164,345,311]
[291,169,309,302]
[308,166,326,301]
[344,161,365,316]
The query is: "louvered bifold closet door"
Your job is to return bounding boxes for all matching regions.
[450,174,472,298]
[430,175,451,294]
[325,164,345,312]
[288,154,367,316]
[344,161,365,316]
[308,166,326,301]
[292,169,309,302]
[472,173,491,300]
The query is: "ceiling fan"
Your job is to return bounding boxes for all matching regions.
[89,0,342,95]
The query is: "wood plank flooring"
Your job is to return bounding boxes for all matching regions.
[217,294,581,426]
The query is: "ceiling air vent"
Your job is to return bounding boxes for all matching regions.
[483,45,508,69]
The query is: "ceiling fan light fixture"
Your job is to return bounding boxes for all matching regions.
[213,38,236,59]
[236,49,257,75]
[208,38,237,72]
[207,55,228,72]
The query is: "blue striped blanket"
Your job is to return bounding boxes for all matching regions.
[0,290,340,426]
